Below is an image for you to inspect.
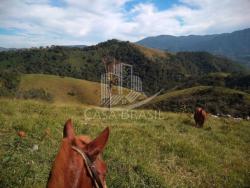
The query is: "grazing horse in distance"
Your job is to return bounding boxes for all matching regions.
[194,107,207,128]
[47,119,109,188]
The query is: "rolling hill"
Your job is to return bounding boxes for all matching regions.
[1,73,248,118]
[17,74,145,106]
[0,39,246,94]
[142,86,250,118]
[137,28,250,67]
[18,74,102,105]
[0,39,249,116]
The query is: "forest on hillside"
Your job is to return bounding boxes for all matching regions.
[0,40,249,96]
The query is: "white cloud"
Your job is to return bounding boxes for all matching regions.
[0,0,249,47]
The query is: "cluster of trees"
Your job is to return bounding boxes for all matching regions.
[174,73,250,93]
[0,69,20,96]
[225,74,250,92]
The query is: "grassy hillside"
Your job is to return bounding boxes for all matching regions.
[143,86,250,117]
[17,74,145,106]
[132,43,170,59]
[0,99,249,187]
[18,74,101,105]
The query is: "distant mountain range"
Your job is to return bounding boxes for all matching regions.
[137,28,250,67]
[0,47,8,52]
[0,45,87,52]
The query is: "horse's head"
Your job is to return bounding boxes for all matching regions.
[47,119,109,188]
[196,107,202,113]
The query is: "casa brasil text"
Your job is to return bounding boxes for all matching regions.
[84,109,163,120]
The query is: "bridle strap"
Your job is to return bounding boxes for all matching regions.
[71,146,104,188]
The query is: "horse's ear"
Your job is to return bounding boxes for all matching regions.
[63,119,75,140]
[86,127,109,161]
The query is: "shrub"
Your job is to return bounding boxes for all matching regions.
[17,89,53,102]
[67,90,76,96]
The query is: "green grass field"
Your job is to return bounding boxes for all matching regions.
[0,98,249,187]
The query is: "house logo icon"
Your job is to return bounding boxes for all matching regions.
[101,61,143,108]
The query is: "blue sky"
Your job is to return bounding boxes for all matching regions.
[124,0,179,11]
[0,0,250,48]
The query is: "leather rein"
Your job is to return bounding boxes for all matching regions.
[71,146,104,188]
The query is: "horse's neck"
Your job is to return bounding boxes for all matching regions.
[47,140,93,188]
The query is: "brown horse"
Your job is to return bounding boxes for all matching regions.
[194,107,207,128]
[47,119,109,188]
